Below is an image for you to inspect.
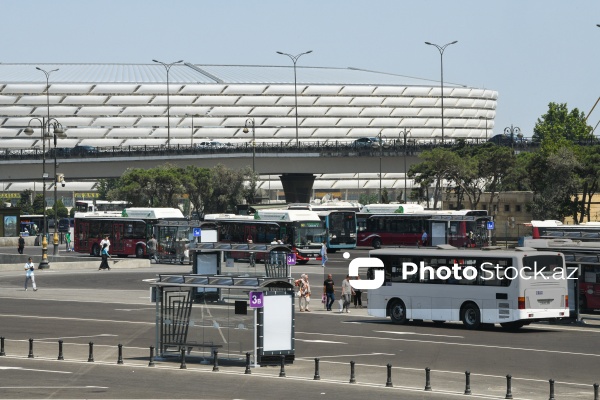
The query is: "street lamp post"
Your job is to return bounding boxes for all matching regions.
[243,118,256,174]
[152,59,184,149]
[402,128,411,203]
[504,124,522,153]
[425,41,458,144]
[276,50,313,147]
[378,131,383,203]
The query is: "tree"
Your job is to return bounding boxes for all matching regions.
[533,102,593,153]
[528,148,580,220]
[96,178,120,200]
[408,148,457,209]
[180,166,212,217]
[18,190,34,214]
[572,145,600,222]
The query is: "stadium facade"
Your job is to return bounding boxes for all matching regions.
[0,63,497,204]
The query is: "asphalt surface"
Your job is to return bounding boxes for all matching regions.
[1,248,600,399]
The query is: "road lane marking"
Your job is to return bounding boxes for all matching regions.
[295,339,347,344]
[296,331,600,357]
[37,334,118,340]
[0,386,108,389]
[296,352,395,359]
[374,330,464,339]
[0,366,71,374]
[0,314,153,325]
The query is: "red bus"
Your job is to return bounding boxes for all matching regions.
[207,209,327,264]
[357,210,489,249]
[531,220,600,241]
[74,208,186,257]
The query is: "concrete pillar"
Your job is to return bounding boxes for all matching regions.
[279,173,315,203]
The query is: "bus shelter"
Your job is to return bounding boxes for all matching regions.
[151,273,295,367]
[154,220,217,264]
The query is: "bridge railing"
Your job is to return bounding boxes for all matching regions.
[0,139,545,161]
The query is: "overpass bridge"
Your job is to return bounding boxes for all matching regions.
[0,141,529,202]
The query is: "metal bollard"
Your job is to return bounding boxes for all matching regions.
[425,367,432,391]
[148,346,155,367]
[212,349,219,372]
[505,374,513,399]
[594,383,599,400]
[279,354,286,377]
[349,360,356,384]
[58,340,64,360]
[548,379,555,400]
[313,358,321,380]
[88,342,94,362]
[180,348,187,369]
[0,336,5,356]
[464,371,472,395]
[386,363,393,387]
[117,344,124,365]
[245,352,251,374]
[28,338,34,358]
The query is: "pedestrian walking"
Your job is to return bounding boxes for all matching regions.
[100,235,111,253]
[320,240,328,267]
[18,234,25,254]
[353,276,363,308]
[24,257,37,291]
[341,275,355,313]
[323,274,335,311]
[147,234,158,263]
[65,231,72,252]
[421,229,428,247]
[298,274,311,312]
[98,243,111,270]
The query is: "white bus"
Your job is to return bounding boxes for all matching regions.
[367,247,569,330]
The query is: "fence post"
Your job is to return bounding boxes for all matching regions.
[594,383,599,400]
[0,337,5,356]
[88,342,94,362]
[349,360,356,384]
[548,379,555,400]
[314,358,321,380]
[117,344,124,365]
[505,374,513,399]
[58,340,64,360]
[212,349,219,372]
[148,346,155,367]
[28,338,34,358]
[464,370,472,395]
[386,363,393,387]
[180,348,187,369]
[245,352,251,374]
[425,367,432,391]
[279,355,286,377]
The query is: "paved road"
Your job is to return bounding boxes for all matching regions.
[1,249,600,399]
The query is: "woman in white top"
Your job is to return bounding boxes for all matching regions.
[299,274,311,312]
[341,275,354,313]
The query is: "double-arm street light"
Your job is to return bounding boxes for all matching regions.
[425,41,458,144]
[276,50,312,147]
[243,118,256,174]
[153,59,184,149]
[504,124,522,153]
[23,67,66,265]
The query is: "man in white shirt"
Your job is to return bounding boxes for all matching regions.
[100,235,111,252]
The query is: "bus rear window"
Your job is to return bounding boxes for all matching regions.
[522,255,563,276]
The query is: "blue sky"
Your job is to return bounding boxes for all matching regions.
[2,0,599,139]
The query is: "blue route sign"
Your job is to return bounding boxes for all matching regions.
[249,291,264,308]
[287,253,297,265]
[192,227,202,237]
[487,221,495,230]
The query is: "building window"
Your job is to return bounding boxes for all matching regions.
[515,205,522,212]
[504,205,510,212]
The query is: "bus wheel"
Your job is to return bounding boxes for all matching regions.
[500,321,525,331]
[461,303,481,330]
[91,244,101,257]
[135,245,144,258]
[372,238,382,249]
[389,299,407,325]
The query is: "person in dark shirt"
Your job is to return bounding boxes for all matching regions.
[323,274,335,311]
[18,234,25,254]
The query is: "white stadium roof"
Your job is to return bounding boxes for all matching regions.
[0,63,497,148]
